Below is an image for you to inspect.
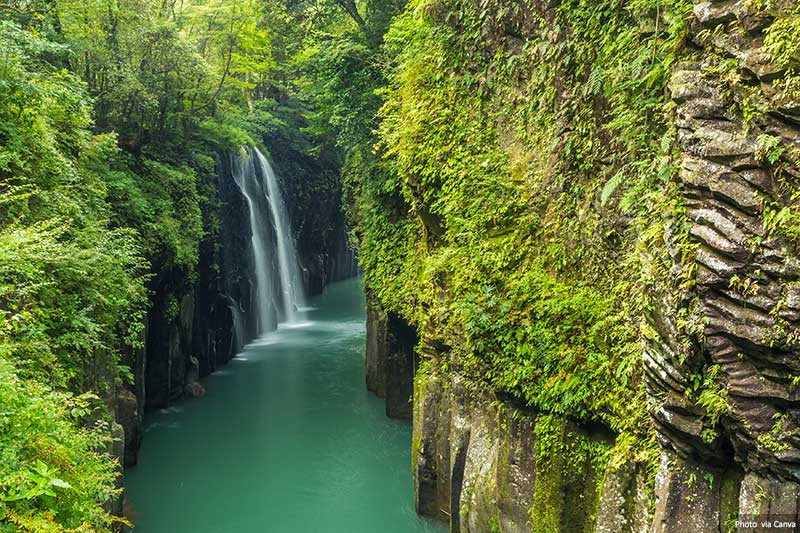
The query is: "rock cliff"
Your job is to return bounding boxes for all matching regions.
[648,1,800,529]
[364,0,800,531]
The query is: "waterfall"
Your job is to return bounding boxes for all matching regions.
[232,150,275,334]
[225,295,246,353]
[231,146,305,335]
[252,149,306,324]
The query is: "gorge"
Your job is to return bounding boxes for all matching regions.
[125,278,443,532]
[1,1,800,533]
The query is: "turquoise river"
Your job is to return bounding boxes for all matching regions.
[125,277,445,532]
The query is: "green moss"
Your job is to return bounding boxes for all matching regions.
[719,469,742,533]
[530,416,568,530]
[343,0,695,474]
[488,513,502,533]
[530,417,566,532]
[529,415,611,531]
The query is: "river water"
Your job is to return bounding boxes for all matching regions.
[125,277,444,533]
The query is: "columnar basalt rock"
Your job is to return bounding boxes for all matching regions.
[413,366,452,523]
[366,292,388,397]
[411,362,652,533]
[647,1,800,529]
[385,311,419,420]
[365,296,419,419]
[144,293,196,408]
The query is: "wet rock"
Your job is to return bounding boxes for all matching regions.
[184,356,206,398]
[366,292,388,398]
[184,381,206,398]
[648,0,800,528]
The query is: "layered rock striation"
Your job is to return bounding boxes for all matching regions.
[366,1,800,531]
[647,1,800,529]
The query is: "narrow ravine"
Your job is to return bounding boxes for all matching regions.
[124,278,445,532]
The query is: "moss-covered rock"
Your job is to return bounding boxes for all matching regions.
[411,363,646,532]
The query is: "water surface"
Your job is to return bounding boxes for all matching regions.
[125,278,444,533]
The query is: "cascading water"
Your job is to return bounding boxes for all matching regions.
[253,148,306,324]
[225,295,246,353]
[231,146,305,337]
[232,149,277,334]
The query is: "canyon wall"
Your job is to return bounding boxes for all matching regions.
[648,1,800,530]
[366,294,418,420]
[367,299,652,533]
[362,0,800,531]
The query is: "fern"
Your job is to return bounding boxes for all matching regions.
[600,170,625,206]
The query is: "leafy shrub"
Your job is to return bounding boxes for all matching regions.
[0,360,119,533]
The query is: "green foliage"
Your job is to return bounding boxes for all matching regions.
[0,22,149,391]
[685,364,728,443]
[0,361,119,533]
[0,22,148,530]
[756,413,791,453]
[103,158,203,274]
[344,0,692,459]
[762,3,800,69]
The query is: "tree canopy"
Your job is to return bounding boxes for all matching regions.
[0,0,380,529]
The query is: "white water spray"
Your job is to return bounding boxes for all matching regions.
[232,147,305,334]
[252,148,306,324]
[232,150,275,333]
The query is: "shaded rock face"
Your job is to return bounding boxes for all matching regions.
[368,299,654,532]
[117,320,146,468]
[116,388,141,468]
[365,296,419,420]
[218,150,263,343]
[650,452,742,533]
[265,133,358,295]
[104,422,126,527]
[184,356,206,398]
[646,1,800,528]
[366,291,388,398]
[121,146,354,467]
[143,260,236,412]
[145,292,196,408]
[386,311,419,420]
[412,362,651,533]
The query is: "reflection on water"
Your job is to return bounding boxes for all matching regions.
[124,278,445,533]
